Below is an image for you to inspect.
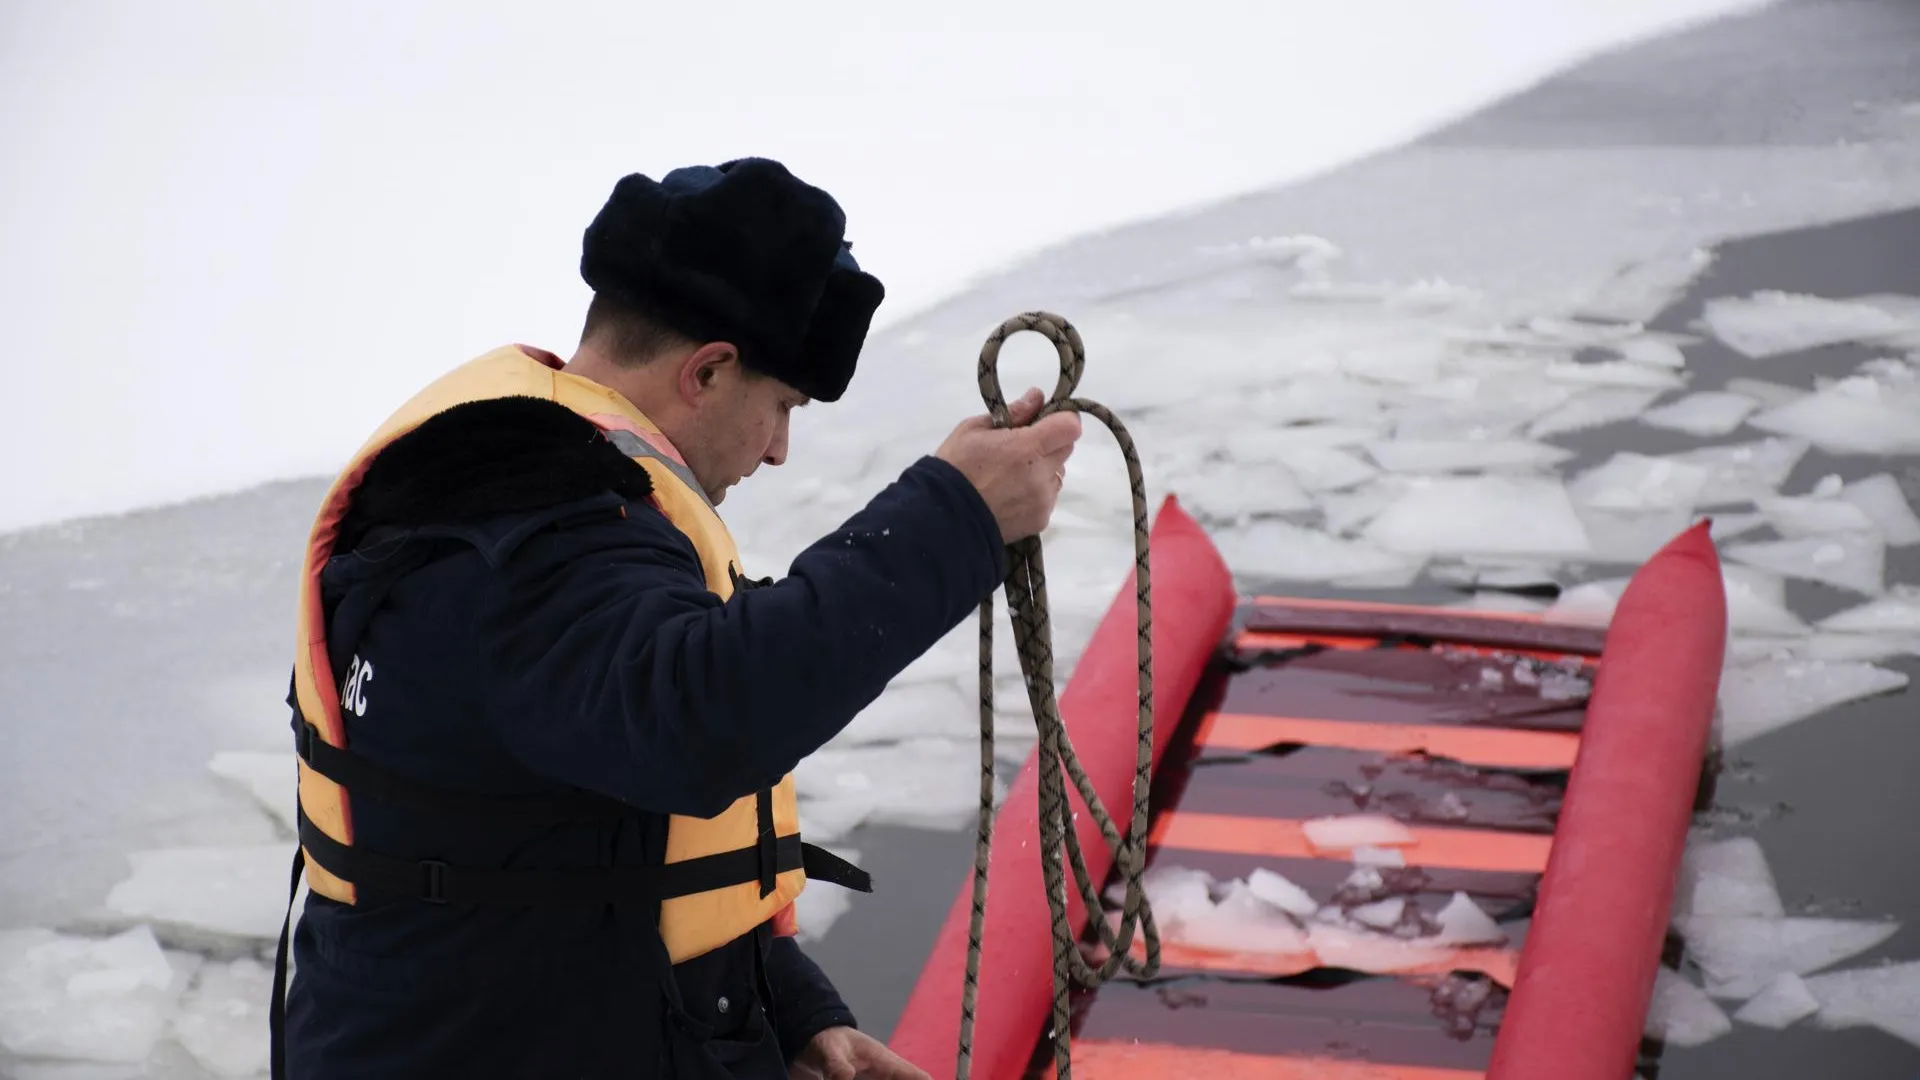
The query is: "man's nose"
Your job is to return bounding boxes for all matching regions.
[763,422,789,467]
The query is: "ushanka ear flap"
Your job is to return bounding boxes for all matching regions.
[797,253,885,403]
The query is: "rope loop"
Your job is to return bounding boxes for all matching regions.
[957,311,1160,1080]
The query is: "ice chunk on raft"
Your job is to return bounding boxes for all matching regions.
[1302,815,1416,852]
[0,926,182,1064]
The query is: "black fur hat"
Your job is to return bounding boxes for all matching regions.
[579,158,884,403]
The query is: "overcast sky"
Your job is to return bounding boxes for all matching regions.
[0,0,1769,533]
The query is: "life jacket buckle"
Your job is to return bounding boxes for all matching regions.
[419,859,450,904]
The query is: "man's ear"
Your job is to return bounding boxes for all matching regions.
[677,341,741,403]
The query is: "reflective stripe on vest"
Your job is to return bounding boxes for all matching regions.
[289,344,815,964]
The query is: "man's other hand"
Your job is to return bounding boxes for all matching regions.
[791,1026,932,1080]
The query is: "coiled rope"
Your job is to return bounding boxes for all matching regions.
[958,312,1161,1080]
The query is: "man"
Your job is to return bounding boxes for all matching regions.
[274,157,1082,1079]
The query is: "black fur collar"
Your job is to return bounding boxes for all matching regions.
[335,396,654,552]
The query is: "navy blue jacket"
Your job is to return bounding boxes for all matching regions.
[282,397,1007,1078]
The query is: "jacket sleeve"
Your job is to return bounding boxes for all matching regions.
[765,935,858,1063]
[474,455,1008,817]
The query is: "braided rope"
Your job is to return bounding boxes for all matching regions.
[957,312,1161,1080]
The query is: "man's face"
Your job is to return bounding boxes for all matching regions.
[682,360,807,505]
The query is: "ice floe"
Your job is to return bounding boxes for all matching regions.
[1364,476,1591,559]
[1716,660,1910,746]
[1674,914,1899,999]
[1643,965,1733,1048]
[1756,491,1878,538]
[1840,472,1920,545]
[207,751,297,836]
[1667,437,1810,507]
[0,926,183,1064]
[1363,439,1573,474]
[1748,360,1920,455]
[793,738,993,832]
[1526,388,1666,439]
[1725,531,1885,595]
[103,846,290,946]
[1701,291,1915,358]
[1803,959,1920,1050]
[1819,586,1920,634]
[1675,836,1784,919]
[169,957,272,1077]
[1211,519,1425,585]
[1732,972,1821,1029]
[1722,377,1808,409]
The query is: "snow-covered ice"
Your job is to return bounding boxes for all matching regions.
[1526,388,1666,438]
[1211,519,1425,585]
[1819,587,1920,634]
[1363,439,1572,474]
[103,847,293,946]
[1716,660,1910,746]
[1726,531,1885,595]
[169,957,272,1078]
[0,926,183,1064]
[1747,363,1920,455]
[1675,836,1784,919]
[206,752,297,836]
[1701,291,1915,358]
[1675,914,1899,999]
[1667,437,1811,507]
[1840,473,1920,545]
[1732,972,1821,1029]
[1644,966,1734,1048]
[1364,476,1591,559]
[1803,959,1920,1050]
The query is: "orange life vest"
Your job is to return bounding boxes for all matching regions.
[283,344,865,963]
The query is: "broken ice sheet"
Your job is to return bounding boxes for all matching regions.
[1568,453,1710,513]
[104,846,290,944]
[1364,439,1573,474]
[1674,914,1899,999]
[1732,972,1820,1029]
[831,679,972,747]
[1803,959,1920,1050]
[1610,336,1690,369]
[1316,482,1405,536]
[1638,391,1759,437]
[170,957,272,1078]
[1819,586,1920,633]
[1726,531,1884,595]
[1840,472,1920,545]
[1211,519,1425,585]
[1364,476,1591,559]
[1287,447,1383,493]
[1543,579,1627,626]
[1667,437,1810,507]
[1675,836,1784,919]
[207,751,298,835]
[1575,506,1699,564]
[792,738,990,832]
[1644,965,1733,1048]
[1526,387,1664,438]
[0,926,182,1063]
[1748,375,1920,456]
[1707,512,1769,542]
[1716,660,1909,746]
[1755,492,1876,538]
[1702,291,1912,358]
[1543,358,1685,390]
[1722,377,1808,409]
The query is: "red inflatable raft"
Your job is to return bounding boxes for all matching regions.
[889,497,1727,1079]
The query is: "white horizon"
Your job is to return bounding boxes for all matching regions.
[0,0,1771,534]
